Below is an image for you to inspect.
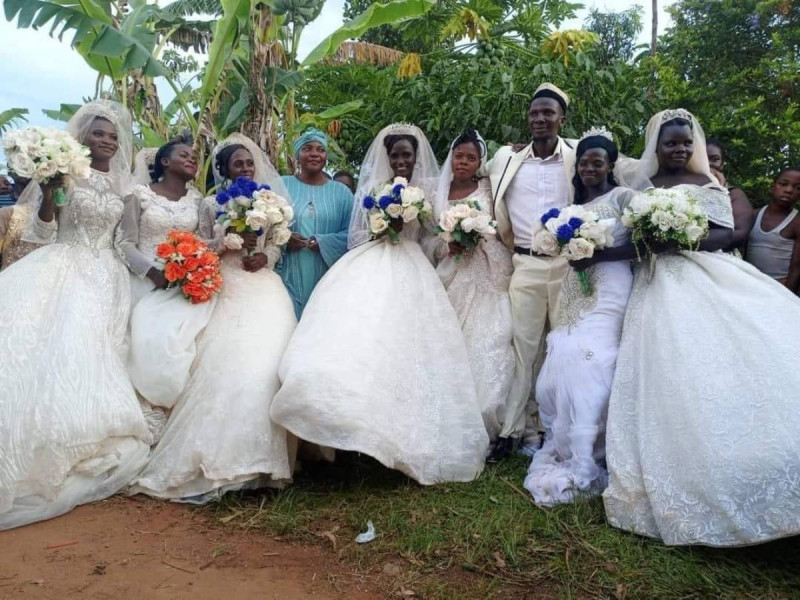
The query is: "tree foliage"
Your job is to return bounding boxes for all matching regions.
[655,0,800,202]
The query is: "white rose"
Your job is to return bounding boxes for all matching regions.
[567,237,595,260]
[10,154,36,179]
[686,222,706,243]
[461,217,477,233]
[38,160,59,180]
[54,151,72,169]
[450,204,470,220]
[224,232,244,250]
[421,200,432,216]
[273,226,292,245]
[400,185,424,207]
[245,210,269,230]
[545,214,566,235]
[439,211,457,232]
[386,203,403,219]
[369,213,389,234]
[474,214,495,234]
[392,176,408,187]
[236,196,252,207]
[671,211,689,228]
[621,209,635,228]
[252,198,269,213]
[69,156,91,180]
[265,207,284,225]
[281,205,294,221]
[402,205,420,222]
[531,229,559,256]
[650,209,673,232]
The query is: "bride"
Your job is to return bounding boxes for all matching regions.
[523,128,637,505]
[432,128,514,441]
[130,134,296,502]
[271,123,489,485]
[0,101,150,530]
[604,109,800,546]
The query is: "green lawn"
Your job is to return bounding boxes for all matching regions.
[209,453,800,599]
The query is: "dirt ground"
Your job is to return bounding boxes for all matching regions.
[0,496,381,600]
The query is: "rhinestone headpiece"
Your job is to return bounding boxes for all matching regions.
[661,108,694,127]
[579,126,614,142]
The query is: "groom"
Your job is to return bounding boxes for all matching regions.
[486,83,577,461]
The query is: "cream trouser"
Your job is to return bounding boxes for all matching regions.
[500,253,569,441]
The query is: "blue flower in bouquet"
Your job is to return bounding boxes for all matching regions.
[568,217,584,229]
[235,176,258,196]
[556,223,575,243]
[378,195,393,210]
[392,183,405,197]
[541,208,560,224]
[363,195,376,210]
[215,189,231,205]
[227,182,243,198]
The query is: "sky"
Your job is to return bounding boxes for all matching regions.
[0,0,675,132]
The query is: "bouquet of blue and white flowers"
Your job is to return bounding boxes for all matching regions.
[362,177,433,243]
[215,176,293,253]
[531,205,616,295]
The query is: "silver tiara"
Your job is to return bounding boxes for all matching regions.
[661,108,693,126]
[83,101,120,124]
[579,126,613,142]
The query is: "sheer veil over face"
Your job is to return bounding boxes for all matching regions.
[66,100,133,195]
[349,123,440,248]
[211,133,290,202]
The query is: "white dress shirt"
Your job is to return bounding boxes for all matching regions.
[505,148,569,248]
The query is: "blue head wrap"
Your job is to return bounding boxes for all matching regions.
[293,128,328,157]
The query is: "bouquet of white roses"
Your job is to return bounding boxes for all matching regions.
[3,126,92,206]
[531,205,616,295]
[435,197,497,260]
[215,176,294,253]
[620,188,708,261]
[362,177,433,243]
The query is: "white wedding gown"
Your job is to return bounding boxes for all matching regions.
[0,171,151,530]
[119,184,217,411]
[604,183,800,546]
[434,179,514,440]
[130,211,297,502]
[271,220,490,485]
[524,187,635,505]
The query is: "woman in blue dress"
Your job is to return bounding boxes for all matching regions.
[280,128,353,318]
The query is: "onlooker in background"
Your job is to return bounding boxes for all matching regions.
[332,170,356,194]
[706,138,753,253]
[746,167,800,293]
[0,175,14,206]
[0,173,38,270]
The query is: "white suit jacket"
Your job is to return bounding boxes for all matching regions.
[485,137,577,249]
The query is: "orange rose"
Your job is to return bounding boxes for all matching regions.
[199,251,219,267]
[164,262,187,283]
[176,241,200,257]
[169,230,197,244]
[182,282,208,302]
[156,242,175,259]
[183,257,201,272]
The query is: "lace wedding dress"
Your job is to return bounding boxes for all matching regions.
[130,200,297,502]
[434,178,514,440]
[119,184,216,410]
[0,171,151,530]
[604,183,800,546]
[271,218,490,484]
[524,187,635,505]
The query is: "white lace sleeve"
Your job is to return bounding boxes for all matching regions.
[117,192,153,278]
[23,211,58,245]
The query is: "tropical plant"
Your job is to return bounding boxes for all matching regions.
[0,109,29,135]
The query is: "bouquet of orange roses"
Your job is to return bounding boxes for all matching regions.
[155,230,223,304]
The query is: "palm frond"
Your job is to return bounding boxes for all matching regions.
[0,108,29,135]
[162,0,223,17]
[326,41,405,66]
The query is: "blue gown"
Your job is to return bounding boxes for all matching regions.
[279,176,353,318]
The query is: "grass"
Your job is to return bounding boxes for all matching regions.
[206,453,800,599]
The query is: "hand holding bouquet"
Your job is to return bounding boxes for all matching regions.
[3,126,92,206]
[155,230,223,304]
[362,177,433,243]
[531,205,616,295]
[215,176,294,254]
[435,198,497,260]
[621,188,709,259]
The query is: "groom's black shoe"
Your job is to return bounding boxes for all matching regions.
[487,437,518,463]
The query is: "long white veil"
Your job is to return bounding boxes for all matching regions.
[617,108,716,191]
[132,147,158,186]
[349,123,440,248]
[66,100,133,195]
[433,130,487,220]
[211,133,290,201]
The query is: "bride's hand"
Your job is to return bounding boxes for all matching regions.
[570,255,599,272]
[389,217,404,233]
[147,267,170,290]
[242,252,268,272]
[241,231,258,251]
[648,239,679,254]
[448,241,464,257]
